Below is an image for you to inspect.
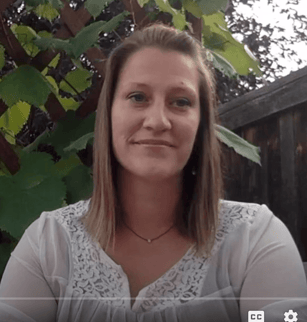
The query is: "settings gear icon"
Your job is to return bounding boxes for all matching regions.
[284,309,298,322]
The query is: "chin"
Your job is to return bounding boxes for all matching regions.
[136,168,180,182]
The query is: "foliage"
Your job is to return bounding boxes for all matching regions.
[217,0,307,103]
[201,11,261,76]
[0,101,31,144]
[34,11,131,58]
[84,0,112,18]
[34,3,60,20]
[0,45,5,70]
[215,125,260,165]
[0,151,66,239]
[0,65,53,107]
[23,110,95,157]
[0,0,262,278]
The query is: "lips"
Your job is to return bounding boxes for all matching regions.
[134,139,174,147]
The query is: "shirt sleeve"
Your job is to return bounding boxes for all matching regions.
[0,216,58,322]
[239,204,307,322]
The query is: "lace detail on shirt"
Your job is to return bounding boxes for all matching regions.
[50,199,128,308]
[49,199,261,313]
[138,200,260,312]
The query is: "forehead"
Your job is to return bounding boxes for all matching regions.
[116,47,199,94]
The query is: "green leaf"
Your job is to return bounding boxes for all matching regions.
[70,12,130,58]
[24,0,48,6]
[155,0,176,14]
[41,53,60,77]
[35,3,60,21]
[23,130,51,153]
[183,0,228,17]
[0,160,12,176]
[1,128,16,145]
[211,51,237,78]
[37,30,53,39]
[203,32,226,50]
[215,124,261,165]
[11,151,59,189]
[54,153,83,178]
[34,110,95,157]
[63,165,93,204]
[45,76,59,94]
[24,0,63,9]
[84,0,111,18]
[35,12,130,59]
[49,0,64,10]
[196,0,228,15]
[11,25,40,57]
[63,132,94,153]
[172,12,188,31]
[72,58,85,71]
[202,12,262,76]
[39,105,48,113]
[57,97,80,111]
[155,0,187,30]
[0,65,52,108]
[137,0,151,7]
[34,36,73,56]
[0,45,5,70]
[69,21,106,58]
[59,68,92,95]
[0,101,31,137]
[183,0,202,18]
[94,11,130,33]
[0,151,66,239]
[41,54,61,94]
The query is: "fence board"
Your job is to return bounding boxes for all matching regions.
[0,15,31,66]
[0,132,20,174]
[279,110,300,247]
[219,66,307,130]
[294,102,307,259]
[220,67,307,261]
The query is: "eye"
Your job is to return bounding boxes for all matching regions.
[172,98,191,108]
[128,93,191,108]
[128,93,146,103]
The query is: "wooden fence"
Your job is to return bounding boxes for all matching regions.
[219,66,307,261]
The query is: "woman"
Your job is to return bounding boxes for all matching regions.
[0,22,306,322]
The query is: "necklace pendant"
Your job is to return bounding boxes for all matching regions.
[147,239,151,243]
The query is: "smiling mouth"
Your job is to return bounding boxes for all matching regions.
[133,140,174,147]
[134,143,173,148]
[134,143,170,147]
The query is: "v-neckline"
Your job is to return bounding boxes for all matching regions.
[99,242,196,309]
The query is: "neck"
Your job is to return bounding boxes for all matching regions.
[116,167,183,238]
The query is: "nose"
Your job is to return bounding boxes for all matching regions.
[142,99,172,132]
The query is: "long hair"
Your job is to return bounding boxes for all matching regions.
[81,22,223,258]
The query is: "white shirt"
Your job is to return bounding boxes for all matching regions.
[0,199,306,322]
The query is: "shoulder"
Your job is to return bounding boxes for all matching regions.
[219,199,264,220]
[217,200,290,252]
[219,199,272,223]
[217,200,276,239]
[25,199,91,243]
[42,199,91,226]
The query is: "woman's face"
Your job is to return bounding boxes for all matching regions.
[111,47,200,182]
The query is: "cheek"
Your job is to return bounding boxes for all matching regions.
[111,107,125,158]
[178,118,199,147]
[112,103,127,136]
[111,109,135,156]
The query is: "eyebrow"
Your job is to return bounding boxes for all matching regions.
[124,82,198,99]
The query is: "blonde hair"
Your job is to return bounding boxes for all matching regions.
[82,22,223,258]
